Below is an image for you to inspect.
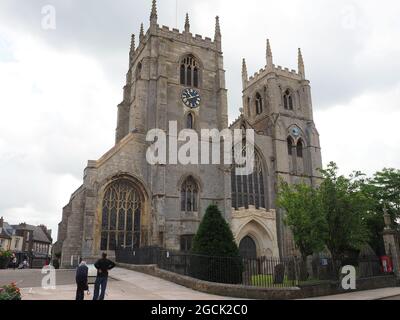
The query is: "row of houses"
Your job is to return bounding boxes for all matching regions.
[0,217,52,257]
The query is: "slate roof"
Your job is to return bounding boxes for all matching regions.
[12,224,52,244]
[0,228,11,239]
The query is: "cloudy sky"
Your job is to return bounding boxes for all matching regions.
[0,0,399,237]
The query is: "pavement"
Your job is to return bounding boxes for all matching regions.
[11,268,239,300]
[2,268,400,300]
[303,287,400,300]
[0,268,76,288]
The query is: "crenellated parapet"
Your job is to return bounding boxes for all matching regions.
[243,39,307,91]
[246,64,303,88]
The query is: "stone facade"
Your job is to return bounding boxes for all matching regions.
[54,1,322,267]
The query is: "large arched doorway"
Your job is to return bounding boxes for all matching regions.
[239,236,257,259]
[100,179,142,251]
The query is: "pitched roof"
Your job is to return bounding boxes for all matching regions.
[0,228,11,239]
[12,224,52,244]
[33,226,52,243]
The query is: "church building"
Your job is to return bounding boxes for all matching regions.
[55,0,323,267]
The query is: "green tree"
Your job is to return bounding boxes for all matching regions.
[319,162,370,266]
[277,181,327,262]
[190,204,242,284]
[192,204,239,257]
[361,168,400,255]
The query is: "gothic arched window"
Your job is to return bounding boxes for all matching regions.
[101,179,142,251]
[255,93,263,115]
[284,89,294,110]
[231,147,266,210]
[180,55,200,88]
[186,113,194,129]
[287,137,294,156]
[181,176,199,212]
[297,139,304,158]
[135,62,142,80]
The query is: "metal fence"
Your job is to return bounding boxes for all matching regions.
[115,246,390,288]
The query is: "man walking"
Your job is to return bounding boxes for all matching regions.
[75,260,89,301]
[93,253,115,300]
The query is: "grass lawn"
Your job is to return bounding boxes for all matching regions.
[251,275,331,287]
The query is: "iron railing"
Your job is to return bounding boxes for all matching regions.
[115,246,391,288]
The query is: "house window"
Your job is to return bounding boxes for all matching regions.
[101,179,142,251]
[180,235,194,252]
[181,176,199,212]
[180,55,200,88]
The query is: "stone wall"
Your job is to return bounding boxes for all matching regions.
[117,263,398,300]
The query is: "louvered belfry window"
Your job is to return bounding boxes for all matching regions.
[180,55,200,88]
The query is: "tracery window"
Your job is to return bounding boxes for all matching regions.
[287,137,294,156]
[181,176,199,212]
[284,89,294,110]
[180,55,200,88]
[180,235,194,252]
[135,62,142,80]
[101,179,141,251]
[255,93,263,115]
[231,147,266,210]
[297,139,304,158]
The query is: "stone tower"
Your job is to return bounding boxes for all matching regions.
[55,2,323,266]
[237,40,323,257]
[55,1,231,266]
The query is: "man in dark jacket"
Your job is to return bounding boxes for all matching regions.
[93,253,116,300]
[75,260,89,301]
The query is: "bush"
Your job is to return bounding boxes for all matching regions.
[0,283,21,300]
[190,205,242,284]
[0,249,12,269]
[192,205,240,257]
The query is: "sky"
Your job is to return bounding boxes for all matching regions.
[0,0,399,239]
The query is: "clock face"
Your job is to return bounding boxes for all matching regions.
[181,88,201,109]
[291,127,300,137]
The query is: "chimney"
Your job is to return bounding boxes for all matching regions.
[0,217,3,228]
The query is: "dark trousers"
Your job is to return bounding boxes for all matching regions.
[93,276,108,300]
[75,281,87,301]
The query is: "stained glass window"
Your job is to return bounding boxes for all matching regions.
[181,176,199,212]
[100,180,141,250]
[231,146,266,210]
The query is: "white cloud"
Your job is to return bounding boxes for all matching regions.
[0,0,400,240]
[0,26,119,236]
[316,84,400,176]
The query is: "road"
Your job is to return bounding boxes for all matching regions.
[381,295,400,300]
[0,269,76,288]
[0,268,238,300]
